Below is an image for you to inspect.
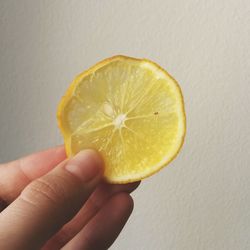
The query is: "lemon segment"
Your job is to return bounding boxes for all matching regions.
[57,55,186,183]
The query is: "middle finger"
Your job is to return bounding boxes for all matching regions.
[42,181,140,250]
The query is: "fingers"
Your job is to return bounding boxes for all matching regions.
[43,181,140,249]
[0,198,8,212]
[0,146,66,203]
[0,150,103,250]
[63,193,134,250]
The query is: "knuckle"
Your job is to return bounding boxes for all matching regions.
[21,175,68,206]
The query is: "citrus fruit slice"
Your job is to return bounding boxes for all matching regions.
[57,55,186,183]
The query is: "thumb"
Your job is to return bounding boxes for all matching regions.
[0,149,103,250]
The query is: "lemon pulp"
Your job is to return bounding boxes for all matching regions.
[57,56,186,183]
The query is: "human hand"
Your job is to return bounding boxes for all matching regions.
[0,146,139,250]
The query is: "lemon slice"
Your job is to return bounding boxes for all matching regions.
[57,55,186,183]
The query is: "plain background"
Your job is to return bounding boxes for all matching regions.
[0,1,250,249]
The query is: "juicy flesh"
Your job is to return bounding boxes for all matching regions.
[62,60,182,181]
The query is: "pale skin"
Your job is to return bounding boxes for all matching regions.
[0,146,140,250]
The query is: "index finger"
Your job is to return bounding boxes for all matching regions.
[0,145,66,203]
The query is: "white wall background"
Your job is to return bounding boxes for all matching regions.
[0,0,250,249]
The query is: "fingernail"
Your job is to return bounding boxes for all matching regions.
[65,150,103,182]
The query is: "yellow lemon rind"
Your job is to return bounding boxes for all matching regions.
[57,55,186,184]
